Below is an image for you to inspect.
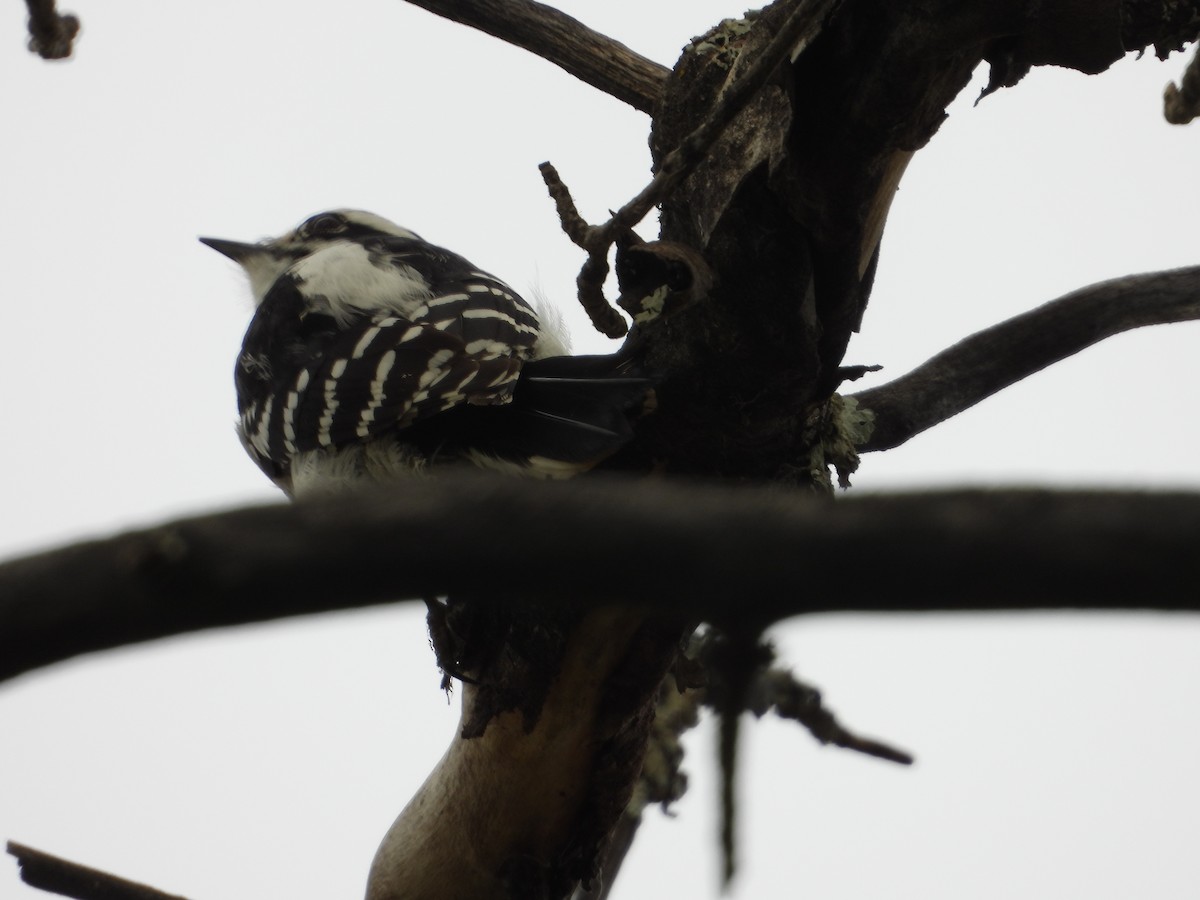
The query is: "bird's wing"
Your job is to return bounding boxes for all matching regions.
[377,240,543,357]
[240,311,531,470]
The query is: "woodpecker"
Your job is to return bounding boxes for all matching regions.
[201,210,646,497]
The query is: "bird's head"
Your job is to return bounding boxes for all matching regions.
[200,210,423,305]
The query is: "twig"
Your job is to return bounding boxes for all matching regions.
[539,163,627,337]
[541,0,841,335]
[401,0,668,114]
[692,625,907,884]
[25,0,79,59]
[749,668,914,765]
[1164,46,1200,124]
[850,265,1200,452]
[3,477,1200,684]
[539,162,593,246]
[7,841,188,900]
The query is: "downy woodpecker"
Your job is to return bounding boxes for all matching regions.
[202,210,646,497]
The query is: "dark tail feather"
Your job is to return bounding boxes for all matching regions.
[507,354,651,463]
[400,354,651,467]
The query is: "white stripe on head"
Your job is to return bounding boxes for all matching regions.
[332,210,423,240]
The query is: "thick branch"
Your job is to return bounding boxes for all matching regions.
[3,478,1199,684]
[612,0,841,233]
[851,266,1200,452]
[402,0,667,114]
[7,841,188,900]
[539,0,838,336]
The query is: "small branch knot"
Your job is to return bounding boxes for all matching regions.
[1164,46,1200,124]
[26,1,80,60]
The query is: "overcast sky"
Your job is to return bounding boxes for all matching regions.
[2,2,1199,898]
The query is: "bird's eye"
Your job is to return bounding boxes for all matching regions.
[303,213,347,237]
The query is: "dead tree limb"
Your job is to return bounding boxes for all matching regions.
[851,265,1200,452]
[401,0,668,113]
[3,478,1200,685]
[616,0,841,230]
[539,0,842,337]
[6,841,188,900]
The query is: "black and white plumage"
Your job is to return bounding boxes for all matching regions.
[201,210,646,496]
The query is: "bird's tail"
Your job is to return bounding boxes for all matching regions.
[400,353,650,472]
[509,353,651,464]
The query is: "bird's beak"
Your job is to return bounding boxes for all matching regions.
[198,237,264,264]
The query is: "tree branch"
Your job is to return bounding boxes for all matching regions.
[745,666,913,765]
[538,161,629,337]
[618,0,841,231]
[3,477,1199,685]
[401,0,668,114]
[7,841,188,900]
[851,266,1200,453]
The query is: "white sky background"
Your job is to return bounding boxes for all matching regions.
[2,1,1199,898]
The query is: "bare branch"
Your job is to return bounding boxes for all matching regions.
[538,162,628,337]
[25,0,79,59]
[402,0,667,114]
[851,265,1200,453]
[3,477,1200,684]
[7,841,188,900]
[748,668,913,765]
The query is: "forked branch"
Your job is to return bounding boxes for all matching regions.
[852,265,1200,452]
[541,0,842,335]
